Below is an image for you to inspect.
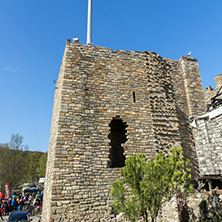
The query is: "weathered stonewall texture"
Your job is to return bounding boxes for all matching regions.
[42,40,205,221]
[192,75,222,178]
[159,190,222,222]
[159,192,208,222]
[193,109,222,176]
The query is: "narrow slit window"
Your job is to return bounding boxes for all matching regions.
[133,92,136,102]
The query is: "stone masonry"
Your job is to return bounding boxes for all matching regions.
[192,108,222,176]
[42,40,206,221]
[192,75,222,178]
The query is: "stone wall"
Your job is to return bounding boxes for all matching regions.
[192,107,222,176]
[42,46,69,221]
[159,191,222,222]
[159,192,208,222]
[192,74,222,178]
[42,40,205,221]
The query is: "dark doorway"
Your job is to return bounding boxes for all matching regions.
[108,117,127,168]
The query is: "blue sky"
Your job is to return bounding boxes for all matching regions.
[0,0,221,152]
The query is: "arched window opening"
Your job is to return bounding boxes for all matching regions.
[108,117,127,168]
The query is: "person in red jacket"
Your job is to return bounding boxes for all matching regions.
[0,199,3,220]
[0,192,4,200]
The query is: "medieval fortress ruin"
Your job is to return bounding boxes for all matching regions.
[42,39,222,221]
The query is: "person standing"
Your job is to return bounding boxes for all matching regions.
[0,210,3,221]
[0,200,3,221]
[0,192,4,200]
[11,197,16,212]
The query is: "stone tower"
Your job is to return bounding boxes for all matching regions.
[42,40,205,221]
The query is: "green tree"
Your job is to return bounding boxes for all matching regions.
[0,134,29,189]
[36,152,48,178]
[26,152,43,183]
[0,143,10,191]
[111,147,192,222]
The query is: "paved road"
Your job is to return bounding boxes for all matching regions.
[2,214,41,221]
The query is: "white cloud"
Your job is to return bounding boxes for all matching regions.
[0,65,20,73]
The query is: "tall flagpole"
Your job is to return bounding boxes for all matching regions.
[87,0,92,44]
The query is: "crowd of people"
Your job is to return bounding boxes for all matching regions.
[0,190,43,219]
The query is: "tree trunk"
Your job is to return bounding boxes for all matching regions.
[144,211,148,222]
[151,216,157,222]
[177,194,189,222]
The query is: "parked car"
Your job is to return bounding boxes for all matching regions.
[8,211,33,222]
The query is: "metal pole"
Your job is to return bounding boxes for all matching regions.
[87,0,92,44]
